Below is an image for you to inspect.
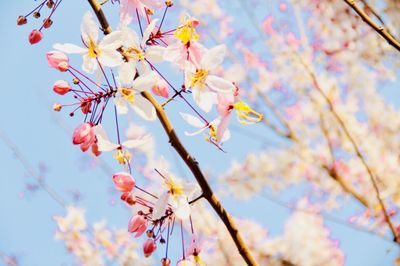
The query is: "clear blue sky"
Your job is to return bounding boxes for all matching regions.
[0,1,399,265]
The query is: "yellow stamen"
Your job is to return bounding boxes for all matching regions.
[191,69,208,88]
[114,149,131,164]
[232,101,263,124]
[125,47,145,61]
[167,178,184,198]
[88,39,100,58]
[174,17,199,44]
[120,87,135,103]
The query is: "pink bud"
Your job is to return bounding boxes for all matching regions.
[152,80,169,98]
[47,51,69,72]
[191,18,200,27]
[72,123,94,145]
[53,80,71,95]
[128,214,148,237]
[17,16,27,25]
[143,239,157,257]
[112,172,135,192]
[29,29,43,45]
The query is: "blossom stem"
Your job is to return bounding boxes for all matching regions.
[136,8,144,37]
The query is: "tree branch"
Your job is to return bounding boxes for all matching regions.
[343,0,400,52]
[86,0,258,264]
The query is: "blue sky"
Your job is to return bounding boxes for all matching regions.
[0,1,399,265]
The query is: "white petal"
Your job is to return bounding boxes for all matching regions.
[141,19,158,48]
[152,192,169,220]
[53,43,87,54]
[206,75,235,93]
[180,113,205,128]
[145,46,165,63]
[201,44,226,71]
[192,88,217,113]
[114,97,128,114]
[81,12,99,44]
[221,128,231,142]
[121,27,140,48]
[131,95,157,121]
[98,49,123,68]
[117,61,137,86]
[184,127,207,136]
[131,71,159,92]
[137,60,151,75]
[93,125,120,151]
[82,54,97,73]
[100,30,123,49]
[172,196,190,220]
[122,134,151,149]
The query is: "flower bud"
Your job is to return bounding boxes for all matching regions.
[161,258,171,266]
[53,80,71,95]
[152,80,169,98]
[33,12,41,18]
[112,172,135,192]
[17,16,27,25]
[46,0,54,8]
[43,18,53,29]
[29,30,43,45]
[128,214,147,237]
[143,239,157,257]
[165,1,173,7]
[47,51,69,72]
[53,103,62,112]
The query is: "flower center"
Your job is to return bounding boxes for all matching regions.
[88,39,100,58]
[168,179,184,197]
[191,69,208,88]
[121,87,135,103]
[125,47,145,61]
[174,18,199,44]
[232,101,264,124]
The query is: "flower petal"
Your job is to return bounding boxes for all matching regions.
[122,134,151,149]
[180,112,205,128]
[152,192,169,220]
[131,71,159,92]
[81,11,99,44]
[93,125,120,151]
[206,75,235,93]
[82,54,97,73]
[145,45,165,63]
[201,44,226,71]
[131,95,157,121]
[192,88,217,112]
[141,19,158,48]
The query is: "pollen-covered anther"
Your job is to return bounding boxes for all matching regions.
[191,69,208,88]
[121,87,135,103]
[165,0,173,7]
[174,16,200,44]
[46,0,54,8]
[114,148,132,164]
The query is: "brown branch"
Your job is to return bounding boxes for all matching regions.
[142,91,258,265]
[296,55,398,242]
[343,0,400,52]
[86,0,258,264]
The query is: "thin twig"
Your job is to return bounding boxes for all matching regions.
[343,0,400,52]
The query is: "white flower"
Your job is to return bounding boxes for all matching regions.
[152,174,198,220]
[114,66,159,120]
[180,112,231,143]
[54,12,123,73]
[185,44,236,112]
[93,124,151,164]
[119,19,165,79]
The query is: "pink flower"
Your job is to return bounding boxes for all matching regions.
[152,79,169,98]
[186,234,203,257]
[128,214,147,237]
[120,0,162,25]
[47,51,69,72]
[72,123,100,156]
[29,29,43,45]
[164,41,206,69]
[143,239,157,257]
[53,80,71,95]
[112,172,135,192]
